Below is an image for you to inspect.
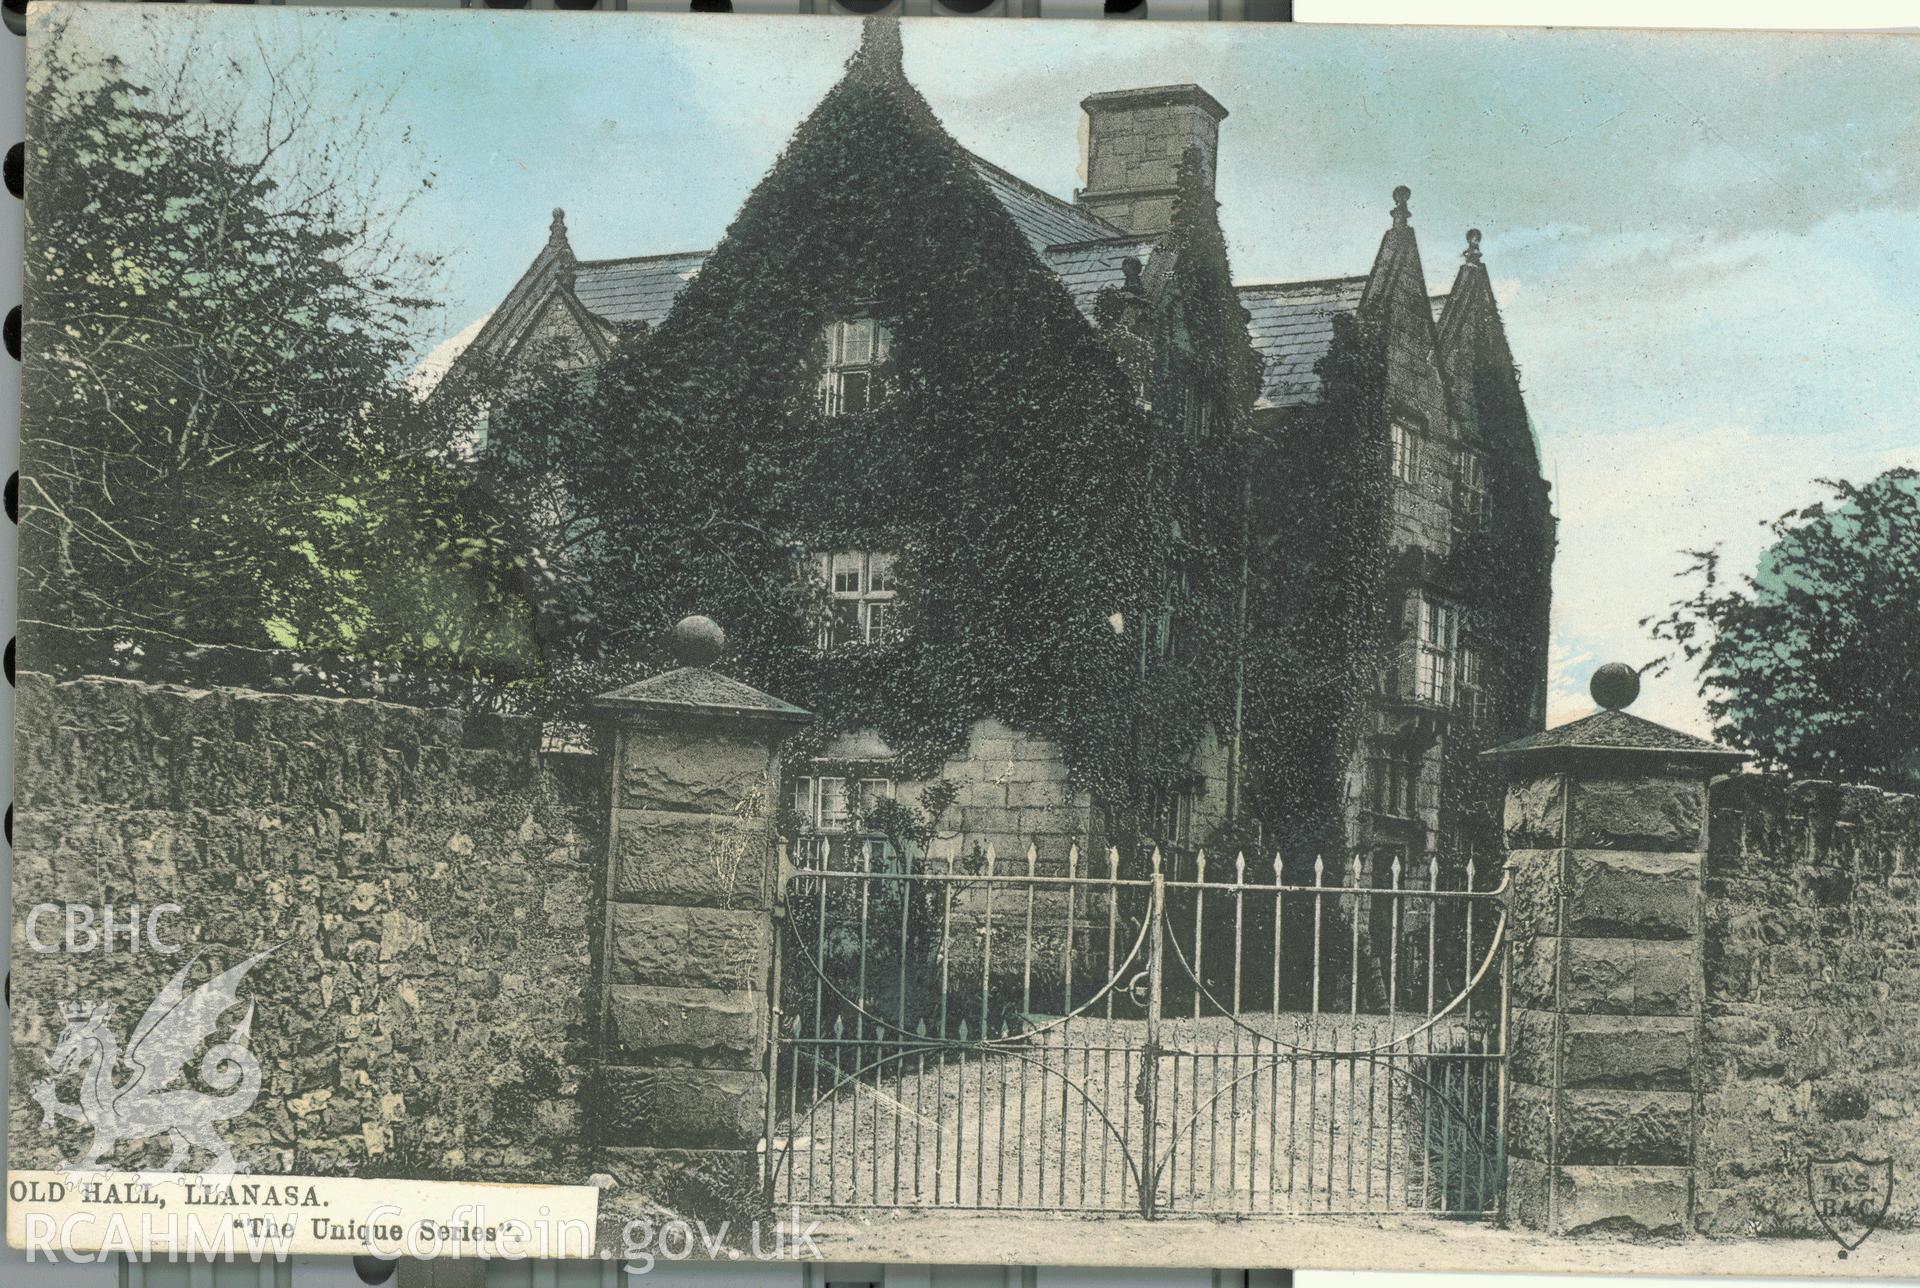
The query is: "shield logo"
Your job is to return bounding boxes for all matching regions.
[1806,1154,1895,1252]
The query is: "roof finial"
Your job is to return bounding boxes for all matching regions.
[549,207,569,247]
[1463,227,1483,266]
[852,15,904,82]
[1391,185,1411,229]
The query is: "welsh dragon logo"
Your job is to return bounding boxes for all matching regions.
[31,945,280,1181]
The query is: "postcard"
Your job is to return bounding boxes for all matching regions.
[11,4,1917,1274]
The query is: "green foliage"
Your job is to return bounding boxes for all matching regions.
[20,21,552,681]
[1650,468,1920,790]
[1234,313,1396,853]
[1437,364,1557,849]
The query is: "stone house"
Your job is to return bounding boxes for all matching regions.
[430,19,1553,876]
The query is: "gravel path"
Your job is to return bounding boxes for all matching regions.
[771,1012,1498,1217]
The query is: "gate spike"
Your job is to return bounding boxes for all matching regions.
[1196,849,1208,882]
[1429,851,1440,887]
[984,844,996,877]
[833,1013,845,1038]
[1151,846,1164,874]
[1235,851,1247,885]
[958,1018,969,1042]
[1273,850,1284,881]
[1391,853,1403,885]
[1313,853,1324,883]
[1466,854,1477,890]
[1067,844,1078,878]
[1027,843,1039,876]
[1108,846,1120,880]
[916,1017,928,1037]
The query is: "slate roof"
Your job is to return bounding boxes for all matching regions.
[1481,709,1747,761]
[1237,277,1368,409]
[966,154,1129,256]
[448,158,1441,409]
[557,158,1138,336]
[571,252,708,331]
[1042,236,1161,321]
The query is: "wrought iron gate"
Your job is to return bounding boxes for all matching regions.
[766,840,1508,1219]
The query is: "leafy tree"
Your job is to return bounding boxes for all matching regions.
[1648,468,1920,790]
[20,20,556,681]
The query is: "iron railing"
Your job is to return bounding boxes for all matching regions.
[766,840,1508,1219]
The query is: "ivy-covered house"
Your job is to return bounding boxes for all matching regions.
[432,19,1553,877]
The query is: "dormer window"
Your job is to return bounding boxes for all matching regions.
[821,317,891,416]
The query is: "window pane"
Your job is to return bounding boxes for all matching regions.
[865,600,891,641]
[1392,424,1422,483]
[790,776,814,822]
[830,601,860,646]
[839,370,870,414]
[844,319,873,366]
[818,778,849,831]
[833,554,862,595]
[868,553,896,594]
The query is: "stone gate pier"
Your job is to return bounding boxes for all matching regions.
[589,617,809,1225]
[1486,663,1746,1235]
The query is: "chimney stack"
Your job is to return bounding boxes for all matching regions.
[1074,85,1228,237]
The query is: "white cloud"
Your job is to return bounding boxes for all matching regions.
[406,312,491,397]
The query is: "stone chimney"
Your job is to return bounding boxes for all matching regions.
[1074,85,1229,237]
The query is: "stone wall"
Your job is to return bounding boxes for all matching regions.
[920,717,1097,870]
[1696,774,1920,1235]
[8,672,603,1182]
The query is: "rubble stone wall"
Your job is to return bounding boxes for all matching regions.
[1696,775,1920,1236]
[8,672,603,1182]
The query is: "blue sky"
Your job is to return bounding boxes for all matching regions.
[41,6,1920,736]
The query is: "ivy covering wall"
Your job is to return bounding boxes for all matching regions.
[498,21,1263,836]
[473,20,1552,861]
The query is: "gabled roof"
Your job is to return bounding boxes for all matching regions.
[536,158,1135,339]
[437,124,1465,423]
[1237,276,1367,409]
[571,252,708,330]
[457,239,596,372]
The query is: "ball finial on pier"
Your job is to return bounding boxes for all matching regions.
[1590,662,1641,711]
[671,615,725,668]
